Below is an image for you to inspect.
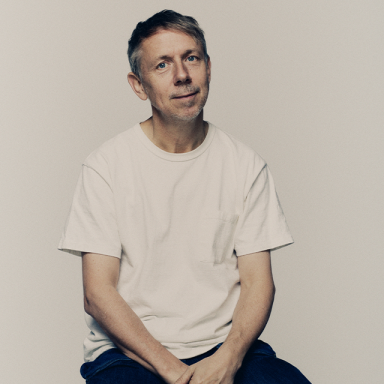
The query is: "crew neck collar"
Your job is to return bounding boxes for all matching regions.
[134,122,215,162]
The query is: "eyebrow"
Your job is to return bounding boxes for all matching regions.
[153,49,200,63]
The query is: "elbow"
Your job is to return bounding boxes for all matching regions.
[83,284,116,316]
[83,288,99,316]
[271,283,276,300]
[83,294,93,316]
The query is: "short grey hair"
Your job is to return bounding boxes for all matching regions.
[128,10,209,81]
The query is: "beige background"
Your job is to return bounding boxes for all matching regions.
[1,1,383,383]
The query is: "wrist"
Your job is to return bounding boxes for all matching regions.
[157,357,187,384]
[216,338,248,369]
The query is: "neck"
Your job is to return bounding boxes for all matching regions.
[140,111,208,153]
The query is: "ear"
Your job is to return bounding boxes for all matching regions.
[127,72,148,101]
[206,56,211,83]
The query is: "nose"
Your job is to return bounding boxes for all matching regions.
[174,61,191,85]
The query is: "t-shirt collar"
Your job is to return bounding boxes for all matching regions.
[134,122,215,162]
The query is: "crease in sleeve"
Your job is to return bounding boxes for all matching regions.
[57,164,122,258]
[234,164,293,257]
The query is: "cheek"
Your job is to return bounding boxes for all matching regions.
[144,81,163,98]
[142,83,158,102]
[147,89,169,109]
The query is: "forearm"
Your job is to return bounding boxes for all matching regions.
[85,285,187,383]
[175,279,275,384]
[218,277,275,365]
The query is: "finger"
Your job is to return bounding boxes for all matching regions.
[174,366,195,384]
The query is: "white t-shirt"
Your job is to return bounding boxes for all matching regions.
[58,122,293,362]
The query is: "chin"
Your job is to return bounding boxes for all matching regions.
[171,108,203,121]
[171,98,207,121]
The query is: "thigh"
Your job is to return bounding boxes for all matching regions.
[234,341,311,384]
[86,361,166,384]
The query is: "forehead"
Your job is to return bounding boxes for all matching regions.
[140,29,202,63]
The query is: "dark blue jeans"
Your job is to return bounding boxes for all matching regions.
[81,340,311,383]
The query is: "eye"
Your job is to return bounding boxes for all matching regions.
[187,56,197,62]
[157,62,167,69]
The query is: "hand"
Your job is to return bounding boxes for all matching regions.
[174,352,240,384]
[161,361,190,384]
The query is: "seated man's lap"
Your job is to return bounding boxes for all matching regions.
[85,359,165,384]
[84,341,311,384]
[235,340,311,384]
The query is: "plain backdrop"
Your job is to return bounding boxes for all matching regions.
[1,1,383,383]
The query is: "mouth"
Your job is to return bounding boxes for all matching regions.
[173,91,198,100]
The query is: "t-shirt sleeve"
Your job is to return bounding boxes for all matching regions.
[234,163,294,256]
[58,163,122,258]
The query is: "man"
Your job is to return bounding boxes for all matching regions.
[59,10,311,384]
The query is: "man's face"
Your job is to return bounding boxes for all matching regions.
[138,29,211,121]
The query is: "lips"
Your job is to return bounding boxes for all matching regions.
[173,91,198,99]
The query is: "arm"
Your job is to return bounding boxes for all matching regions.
[82,252,188,383]
[176,250,275,384]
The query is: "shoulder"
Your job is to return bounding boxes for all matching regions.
[82,124,138,172]
[211,123,266,174]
